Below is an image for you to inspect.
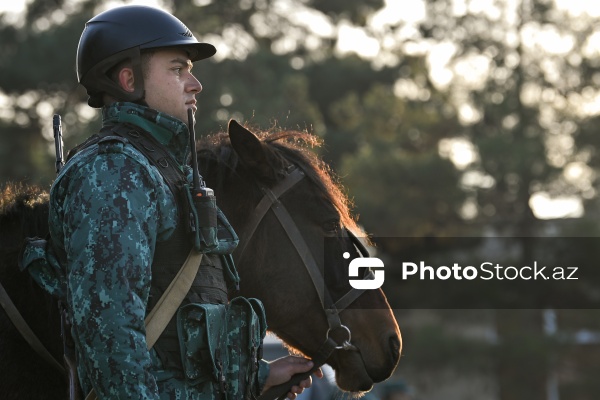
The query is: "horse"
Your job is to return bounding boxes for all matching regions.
[0,120,401,398]
[0,184,65,399]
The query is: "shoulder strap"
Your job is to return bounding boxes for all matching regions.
[101,123,188,202]
[68,123,188,210]
[144,249,203,349]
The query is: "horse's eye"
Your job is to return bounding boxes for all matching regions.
[323,220,339,234]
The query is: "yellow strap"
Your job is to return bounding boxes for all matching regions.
[85,249,203,400]
[145,249,203,348]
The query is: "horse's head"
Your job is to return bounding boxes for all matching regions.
[199,121,401,392]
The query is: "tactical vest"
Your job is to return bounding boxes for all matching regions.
[68,122,230,372]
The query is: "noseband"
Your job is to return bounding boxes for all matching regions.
[235,165,375,352]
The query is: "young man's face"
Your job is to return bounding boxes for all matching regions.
[143,48,201,124]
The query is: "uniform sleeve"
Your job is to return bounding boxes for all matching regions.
[57,142,176,399]
[258,359,270,394]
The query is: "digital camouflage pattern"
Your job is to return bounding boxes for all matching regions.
[21,102,269,399]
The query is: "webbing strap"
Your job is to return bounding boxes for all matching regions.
[145,249,203,348]
[102,123,188,205]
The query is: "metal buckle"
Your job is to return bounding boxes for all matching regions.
[326,324,356,350]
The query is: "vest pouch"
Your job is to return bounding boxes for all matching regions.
[217,297,267,400]
[177,298,267,399]
[177,303,226,386]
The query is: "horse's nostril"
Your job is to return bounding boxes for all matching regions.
[389,334,401,364]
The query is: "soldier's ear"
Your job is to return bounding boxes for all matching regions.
[117,67,136,93]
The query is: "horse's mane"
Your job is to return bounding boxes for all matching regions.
[198,128,361,235]
[0,183,49,214]
[0,183,50,251]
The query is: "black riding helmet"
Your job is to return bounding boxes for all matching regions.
[77,5,216,108]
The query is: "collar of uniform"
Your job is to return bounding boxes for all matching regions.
[101,102,190,165]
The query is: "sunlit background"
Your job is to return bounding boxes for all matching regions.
[2,0,600,399]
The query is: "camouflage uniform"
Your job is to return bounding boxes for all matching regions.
[21,102,269,399]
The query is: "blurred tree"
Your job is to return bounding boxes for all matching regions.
[397,1,600,399]
[0,0,405,188]
[191,50,325,136]
[306,0,384,25]
[409,0,598,231]
[338,81,466,237]
[0,0,99,185]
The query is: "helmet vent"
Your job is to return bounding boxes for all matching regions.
[180,29,193,37]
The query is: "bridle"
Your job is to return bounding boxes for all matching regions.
[236,165,375,400]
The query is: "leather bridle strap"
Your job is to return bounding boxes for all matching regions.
[268,198,368,332]
[0,280,65,374]
[234,166,305,264]
[330,230,374,313]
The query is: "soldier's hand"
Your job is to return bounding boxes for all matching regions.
[262,355,323,399]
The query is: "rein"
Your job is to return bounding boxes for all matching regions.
[0,280,65,374]
[236,166,375,400]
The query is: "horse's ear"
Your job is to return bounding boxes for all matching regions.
[228,119,273,179]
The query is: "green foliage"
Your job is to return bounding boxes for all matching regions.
[342,141,463,237]
[305,0,384,25]
[0,4,90,93]
[332,80,465,236]
[193,50,324,136]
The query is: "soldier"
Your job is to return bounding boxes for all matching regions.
[23,5,321,399]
